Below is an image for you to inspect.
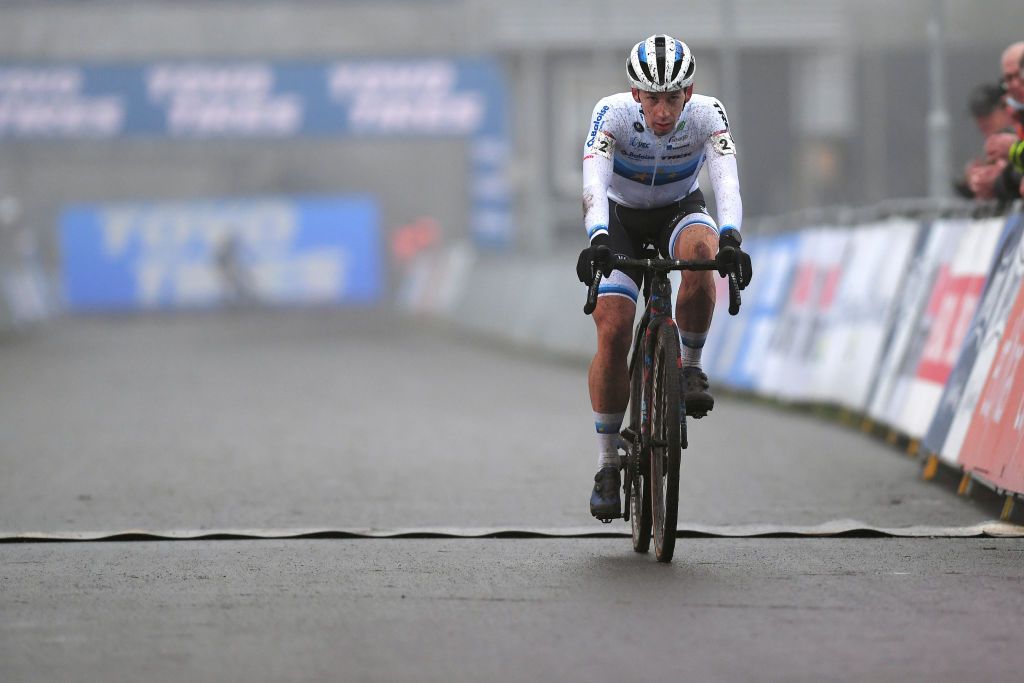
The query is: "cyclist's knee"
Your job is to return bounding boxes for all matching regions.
[594,297,634,358]
[669,213,718,260]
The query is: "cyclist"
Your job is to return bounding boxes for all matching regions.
[577,34,752,520]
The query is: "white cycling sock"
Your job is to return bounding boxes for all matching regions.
[595,411,625,470]
[679,329,707,368]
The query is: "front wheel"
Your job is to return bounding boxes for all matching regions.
[650,323,682,563]
[628,354,651,553]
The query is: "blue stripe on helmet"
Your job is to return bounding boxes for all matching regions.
[637,45,647,64]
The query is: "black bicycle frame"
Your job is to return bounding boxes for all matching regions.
[630,266,684,451]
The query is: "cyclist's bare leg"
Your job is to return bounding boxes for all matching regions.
[588,293,635,517]
[589,294,635,413]
[672,223,718,415]
[672,224,718,330]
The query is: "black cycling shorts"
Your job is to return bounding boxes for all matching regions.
[607,189,711,290]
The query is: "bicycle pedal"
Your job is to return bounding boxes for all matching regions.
[599,517,615,524]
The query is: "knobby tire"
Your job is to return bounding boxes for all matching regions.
[651,323,681,562]
[628,351,652,553]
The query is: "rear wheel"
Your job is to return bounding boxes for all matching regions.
[650,323,681,563]
[628,346,651,553]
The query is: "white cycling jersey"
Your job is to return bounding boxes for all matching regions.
[582,92,742,242]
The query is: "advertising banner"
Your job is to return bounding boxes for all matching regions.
[0,61,506,139]
[811,219,918,409]
[758,228,850,401]
[60,196,380,310]
[707,234,798,391]
[867,219,957,425]
[893,218,1002,438]
[924,214,1024,464]
[958,279,1024,492]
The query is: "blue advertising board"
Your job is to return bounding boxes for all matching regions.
[60,196,380,310]
[0,60,507,139]
[708,233,799,391]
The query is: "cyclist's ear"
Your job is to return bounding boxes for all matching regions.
[683,84,694,104]
[631,87,642,103]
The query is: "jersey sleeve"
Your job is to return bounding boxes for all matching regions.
[701,97,743,233]
[582,99,617,243]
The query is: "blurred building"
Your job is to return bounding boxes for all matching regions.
[1,0,1022,270]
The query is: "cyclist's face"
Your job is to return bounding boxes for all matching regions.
[632,87,691,136]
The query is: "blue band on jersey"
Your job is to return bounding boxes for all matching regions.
[720,224,740,234]
[613,155,702,186]
[587,224,608,239]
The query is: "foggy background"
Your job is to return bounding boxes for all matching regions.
[1,0,1022,284]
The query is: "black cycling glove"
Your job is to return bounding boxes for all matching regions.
[716,228,752,290]
[576,234,615,284]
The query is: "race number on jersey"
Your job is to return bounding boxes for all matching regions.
[711,131,736,156]
[592,130,615,160]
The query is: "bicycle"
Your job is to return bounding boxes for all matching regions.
[584,250,742,562]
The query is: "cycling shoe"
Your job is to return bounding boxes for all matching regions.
[682,366,714,418]
[590,466,622,522]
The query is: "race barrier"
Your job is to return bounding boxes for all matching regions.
[402,201,1024,511]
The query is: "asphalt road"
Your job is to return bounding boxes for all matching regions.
[2,311,1021,682]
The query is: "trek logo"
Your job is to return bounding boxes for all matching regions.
[586,105,610,147]
[713,102,729,129]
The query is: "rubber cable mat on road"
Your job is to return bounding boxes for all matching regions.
[3,520,1023,542]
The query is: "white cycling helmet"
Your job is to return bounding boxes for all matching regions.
[626,34,695,92]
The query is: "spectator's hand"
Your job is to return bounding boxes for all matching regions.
[964,158,984,175]
[984,132,1016,162]
[967,159,1007,200]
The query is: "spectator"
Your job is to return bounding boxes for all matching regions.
[1008,48,1024,178]
[969,83,1014,136]
[955,83,1015,197]
[968,42,1024,201]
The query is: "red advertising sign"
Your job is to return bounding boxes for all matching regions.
[915,266,986,385]
[959,281,1024,493]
